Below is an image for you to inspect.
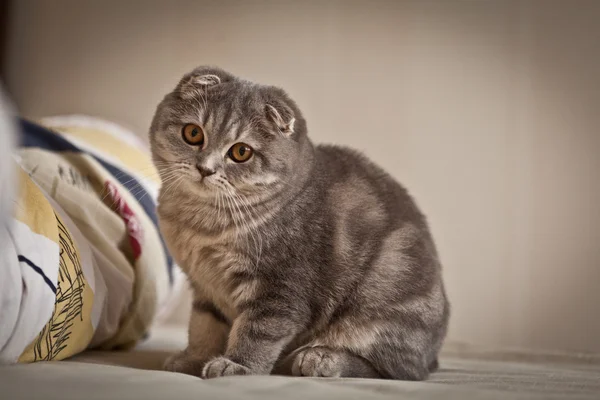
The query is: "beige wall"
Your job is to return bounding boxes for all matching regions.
[5,0,600,354]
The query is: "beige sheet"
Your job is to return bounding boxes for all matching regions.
[2,326,599,400]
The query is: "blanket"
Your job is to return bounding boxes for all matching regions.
[0,115,183,364]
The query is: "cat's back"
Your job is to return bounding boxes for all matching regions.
[310,144,447,333]
[313,144,426,228]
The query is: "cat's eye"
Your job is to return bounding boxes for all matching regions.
[182,123,205,146]
[228,143,253,163]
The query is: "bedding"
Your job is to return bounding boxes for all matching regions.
[0,86,15,237]
[1,325,599,400]
[0,116,184,364]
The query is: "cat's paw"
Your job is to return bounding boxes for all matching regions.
[291,347,342,377]
[163,351,206,377]
[202,356,250,379]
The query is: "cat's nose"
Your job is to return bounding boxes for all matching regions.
[196,164,215,177]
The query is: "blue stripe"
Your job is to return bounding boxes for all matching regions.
[18,255,57,294]
[18,119,174,283]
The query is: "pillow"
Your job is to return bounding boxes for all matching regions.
[0,116,183,363]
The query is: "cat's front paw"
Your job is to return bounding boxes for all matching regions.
[202,356,250,379]
[163,351,206,377]
[292,347,342,377]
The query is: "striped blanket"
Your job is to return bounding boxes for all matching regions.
[0,114,183,364]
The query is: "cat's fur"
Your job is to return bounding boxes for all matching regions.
[150,66,449,380]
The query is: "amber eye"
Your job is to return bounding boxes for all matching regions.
[228,143,253,163]
[182,124,205,146]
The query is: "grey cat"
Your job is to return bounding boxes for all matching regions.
[150,66,449,380]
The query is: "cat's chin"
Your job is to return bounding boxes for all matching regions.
[178,176,263,202]
[185,178,231,201]
[171,177,212,197]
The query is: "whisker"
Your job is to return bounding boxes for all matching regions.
[233,191,265,266]
[224,184,263,268]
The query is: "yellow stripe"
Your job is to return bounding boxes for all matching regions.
[18,212,95,363]
[14,167,59,244]
[47,125,159,185]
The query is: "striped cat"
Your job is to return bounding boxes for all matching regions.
[150,67,449,380]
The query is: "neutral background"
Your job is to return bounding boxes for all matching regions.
[4,0,600,355]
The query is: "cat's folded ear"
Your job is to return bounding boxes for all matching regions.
[265,102,295,137]
[176,66,235,99]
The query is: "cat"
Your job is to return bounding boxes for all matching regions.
[150,66,449,380]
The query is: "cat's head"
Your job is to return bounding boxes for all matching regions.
[150,66,312,201]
